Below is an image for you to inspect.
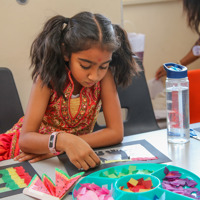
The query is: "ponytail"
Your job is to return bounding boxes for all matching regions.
[30,13,139,96]
[30,15,68,97]
[110,24,139,87]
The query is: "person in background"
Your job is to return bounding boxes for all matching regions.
[155,0,200,80]
[0,11,138,170]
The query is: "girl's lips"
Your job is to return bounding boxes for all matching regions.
[85,81,95,86]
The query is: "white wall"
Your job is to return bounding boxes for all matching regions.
[1,0,200,111]
[123,0,200,80]
[0,0,122,110]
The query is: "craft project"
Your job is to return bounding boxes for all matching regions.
[58,140,171,176]
[72,164,200,200]
[98,165,153,179]
[0,162,38,198]
[162,167,200,199]
[119,176,155,193]
[73,183,114,200]
[23,168,84,200]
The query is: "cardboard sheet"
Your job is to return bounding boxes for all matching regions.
[58,140,171,176]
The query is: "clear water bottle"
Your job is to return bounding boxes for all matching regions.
[164,63,190,144]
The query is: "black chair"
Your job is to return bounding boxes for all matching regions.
[94,56,160,136]
[0,67,24,133]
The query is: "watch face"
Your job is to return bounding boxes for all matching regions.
[49,135,54,148]
[49,141,53,148]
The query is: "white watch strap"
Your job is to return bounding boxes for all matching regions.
[48,132,59,154]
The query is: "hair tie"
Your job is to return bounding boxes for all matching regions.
[64,17,70,24]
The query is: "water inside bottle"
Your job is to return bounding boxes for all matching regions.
[166,86,190,143]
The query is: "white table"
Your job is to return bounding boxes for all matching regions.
[1,123,200,199]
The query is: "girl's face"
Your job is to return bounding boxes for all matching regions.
[66,47,112,88]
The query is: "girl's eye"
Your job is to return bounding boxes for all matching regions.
[100,65,109,70]
[80,64,91,69]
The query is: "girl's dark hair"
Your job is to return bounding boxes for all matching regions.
[183,0,200,35]
[30,11,138,97]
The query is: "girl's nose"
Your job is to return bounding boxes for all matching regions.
[88,69,99,81]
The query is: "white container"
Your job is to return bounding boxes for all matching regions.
[164,63,190,144]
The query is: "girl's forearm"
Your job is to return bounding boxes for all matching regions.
[79,128,123,148]
[19,128,123,154]
[19,132,50,154]
[180,49,199,66]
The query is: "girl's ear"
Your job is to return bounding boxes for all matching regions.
[64,54,69,62]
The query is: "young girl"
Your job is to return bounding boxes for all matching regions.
[0,11,138,170]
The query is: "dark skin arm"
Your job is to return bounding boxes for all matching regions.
[155,39,200,80]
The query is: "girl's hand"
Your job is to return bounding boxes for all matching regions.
[57,133,100,171]
[155,65,166,80]
[14,152,55,163]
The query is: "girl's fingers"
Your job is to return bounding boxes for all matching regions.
[14,152,30,160]
[15,153,37,162]
[71,158,89,170]
[78,159,90,171]
[89,151,101,166]
[16,152,30,159]
[72,160,82,170]
[14,152,55,163]
[71,155,99,170]
[29,153,54,163]
[14,153,24,161]
[84,155,97,168]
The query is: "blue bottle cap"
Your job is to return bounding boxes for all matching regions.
[163,63,188,78]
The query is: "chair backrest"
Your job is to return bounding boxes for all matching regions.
[0,67,24,133]
[94,56,159,136]
[188,69,200,124]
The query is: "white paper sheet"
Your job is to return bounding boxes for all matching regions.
[147,78,164,99]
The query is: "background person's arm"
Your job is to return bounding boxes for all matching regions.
[155,38,200,80]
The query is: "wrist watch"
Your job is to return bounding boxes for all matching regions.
[48,132,60,154]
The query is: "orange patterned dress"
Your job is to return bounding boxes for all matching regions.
[0,71,101,161]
